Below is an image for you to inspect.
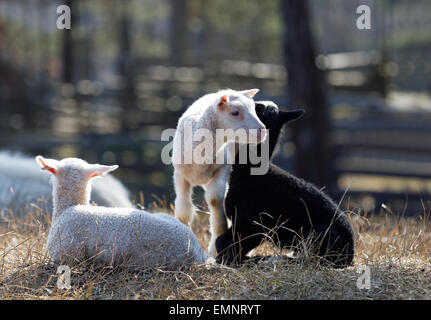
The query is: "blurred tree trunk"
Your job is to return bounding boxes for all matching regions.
[281,0,330,188]
[117,3,136,133]
[171,0,187,65]
[62,0,75,83]
[118,4,132,77]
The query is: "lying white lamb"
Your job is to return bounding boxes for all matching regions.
[0,151,134,218]
[36,155,207,269]
[172,89,266,257]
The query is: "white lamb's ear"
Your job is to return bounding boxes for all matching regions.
[241,89,259,98]
[217,94,229,110]
[89,164,119,178]
[35,155,58,175]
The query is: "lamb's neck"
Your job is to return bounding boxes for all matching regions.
[206,107,231,161]
[267,126,283,159]
[52,182,91,219]
[231,145,255,178]
[213,131,228,156]
[231,130,278,178]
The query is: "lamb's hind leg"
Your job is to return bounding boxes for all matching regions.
[174,169,194,227]
[204,166,230,258]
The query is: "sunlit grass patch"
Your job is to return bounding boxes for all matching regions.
[0,200,430,300]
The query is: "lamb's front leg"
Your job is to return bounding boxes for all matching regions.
[204,165,230,258]
[173,169,194,227]
[215,225,263,265]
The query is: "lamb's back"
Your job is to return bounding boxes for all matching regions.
[176,93,216,136]
[47,206,206,268]
[228,163,339,226]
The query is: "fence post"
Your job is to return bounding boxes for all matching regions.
[281,0,331,189]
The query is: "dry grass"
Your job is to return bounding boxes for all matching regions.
[1,198,431,300]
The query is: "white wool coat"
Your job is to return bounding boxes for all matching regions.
[47,205,207,269]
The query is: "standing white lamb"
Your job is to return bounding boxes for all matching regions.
[0,151,134,218]
[172,89,267,257]
[36,155,206,269]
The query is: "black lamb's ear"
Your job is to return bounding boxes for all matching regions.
[279,109,305,124]
[255,103,266,119]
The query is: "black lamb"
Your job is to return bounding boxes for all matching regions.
[216,101,355,268]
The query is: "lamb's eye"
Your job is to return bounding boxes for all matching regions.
[231,111,239,116]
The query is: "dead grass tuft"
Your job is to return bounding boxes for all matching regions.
[1,200,431,300]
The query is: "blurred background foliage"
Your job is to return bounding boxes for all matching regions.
[1,0,431,215]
